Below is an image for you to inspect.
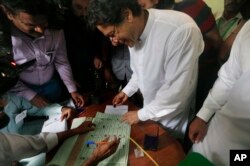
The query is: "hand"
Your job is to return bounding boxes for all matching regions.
[188,117,208,144]
[71,92,84,108]
[94,57,103,69]
[30,95,49,108]
[112,91,128,106]
[60,106,77,121]
[57,121,96,143]
[83,136,120,166]
[122,111,140,125]
[109,37,119,46]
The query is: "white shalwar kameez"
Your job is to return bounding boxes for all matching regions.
[192,20,250,166]
[122,9,204,138]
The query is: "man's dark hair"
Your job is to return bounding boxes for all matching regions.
[240,0,250,20]
[155,0,174,9]
[87,0,142,29]
[0,0,66,29]
[0,0,50,16]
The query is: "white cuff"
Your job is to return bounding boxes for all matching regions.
[196,107,216,122]
[137,108,150,121]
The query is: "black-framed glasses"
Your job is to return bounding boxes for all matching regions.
[109,24,117,38]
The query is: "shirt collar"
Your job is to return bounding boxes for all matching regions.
[139,9,155,43]
[220,12,242,21]
[11,25,47,40]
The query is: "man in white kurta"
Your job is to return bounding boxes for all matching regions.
[189,20,250,166]
[87,0,203,139]
[116,9,204,139]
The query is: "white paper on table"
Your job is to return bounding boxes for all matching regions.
[41,115,67,133]
[104,105,128,116]
[71,117,86,129]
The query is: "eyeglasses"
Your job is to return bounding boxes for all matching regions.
[108,25,119,44]
[109,24,117,38]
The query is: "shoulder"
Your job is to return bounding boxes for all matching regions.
[3,94,26,112]
[149,9,195,26]
[46,29,64,36]
[232,20,250,69]
[174,0,216,32]
[235,20,250,49]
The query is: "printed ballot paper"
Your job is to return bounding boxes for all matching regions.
[42,115,67,133]
[104,105,128,115]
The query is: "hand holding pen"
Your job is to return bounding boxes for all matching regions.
[93,137,120,160]
[83,136,120,166]
[112,91,128,107]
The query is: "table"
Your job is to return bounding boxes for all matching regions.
[48,91,186,166]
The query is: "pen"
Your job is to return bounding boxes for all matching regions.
[86,140,108,147]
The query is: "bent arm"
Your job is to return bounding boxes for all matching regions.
[138,24,204,121]
[0,132,58,164]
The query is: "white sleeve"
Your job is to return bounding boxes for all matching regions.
[122,72,139,97]
[138,23,204,121]
[197,21,246,122]
[0,132,58,164]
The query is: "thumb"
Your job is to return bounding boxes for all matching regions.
[84,127,95,133]
[189,131,197,143]
[60,113,67,121]
[195,132,205,143]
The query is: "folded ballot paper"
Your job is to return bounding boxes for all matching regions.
[42,115,67,133]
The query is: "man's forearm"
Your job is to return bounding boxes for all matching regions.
[56,128,77,143]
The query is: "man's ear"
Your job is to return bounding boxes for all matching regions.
[124,9,133,23]
[0,5,15,21]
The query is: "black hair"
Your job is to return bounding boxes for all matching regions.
[0,0,50,16]
[155,0,174,9]
[240,0,250,20]
[87,0,142,29]
[0,0,67,29]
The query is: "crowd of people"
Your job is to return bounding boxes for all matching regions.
[0,0,250,165]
